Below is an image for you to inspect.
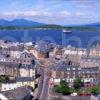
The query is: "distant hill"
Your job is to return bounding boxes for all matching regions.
[35,24,63,29]
[0,19,44,27]
[0,19,99,31]
[81,22,100,28]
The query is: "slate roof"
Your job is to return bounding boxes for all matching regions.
[0,46,24,51]
[35,41,53,53]
[20,51,35,59]
[52,61,100,72]
[82,57,100,61]
[52,61,79,71]
[0,61,35,69]
[16,77,35,82]
[0,61,20,68]
[0,86,31,100]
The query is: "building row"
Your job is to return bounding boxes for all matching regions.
[50,61,100,86]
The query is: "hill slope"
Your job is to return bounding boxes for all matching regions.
[0,19,44,27]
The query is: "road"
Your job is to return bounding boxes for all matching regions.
[40,74,50,100]
[35,60,52,100]
[35,66,50,100]
[35,68,44,99]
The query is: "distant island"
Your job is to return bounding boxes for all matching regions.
[0,19,99,31]
[0,25,98,31]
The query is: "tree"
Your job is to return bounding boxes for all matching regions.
[73,77,82,91]
[55,80,71,95]
[89,85,100,95]
[0,75,6,83]
[60,80,67,86]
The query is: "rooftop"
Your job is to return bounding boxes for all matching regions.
[35,40,53,53]
[0,86,32,100]
[0,61,35,69]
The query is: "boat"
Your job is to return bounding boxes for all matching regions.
[62,29,72,33]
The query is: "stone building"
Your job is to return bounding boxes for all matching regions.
[80,57,100,68]
[50,61,100,85]
[0,44,24,58]
[0,77,35,91]
[0,86,33,99]
[50,45,63,59]
[0,62,36,78]
[89,43,100,57]
[0,51,35,65]
[64,46,87,57]
[30,41,53,59]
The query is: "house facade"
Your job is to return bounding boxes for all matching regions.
[50,61,100,86]
[0,77,35,91]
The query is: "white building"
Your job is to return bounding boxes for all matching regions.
[64,46,87,56]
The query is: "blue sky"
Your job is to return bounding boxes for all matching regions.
[0,0,100,25]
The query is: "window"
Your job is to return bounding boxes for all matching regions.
[72,68,75,70]
[67,68,70,70]
[78,68,81,70]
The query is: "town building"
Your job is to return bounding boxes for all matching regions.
[0,86,33,100]
[64,46,87,57]
[0,51,35,64]
[80,57,100,68]
[30,41,53,59]
[50,45,63,59]
[0,77,35,91]
[50,61,100,86]
[89,44,100,57]
[0,61,36,78]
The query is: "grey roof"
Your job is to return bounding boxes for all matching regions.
[82,57,100,61]
[20,51,35,59]
[35,41,53,53]
[52,62,79,71]
[16,77,35,82]
[20,63,35,69]
[52,61,100,72]
[0,61,20,68]
[2,77,35,84]
[0,86,31,100]
[81,67,100,73]
[0,61,35,69]
[0,46,24,51]
[3,79,16,83]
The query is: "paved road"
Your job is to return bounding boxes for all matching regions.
[35,68,44,99]
[40,74,50,100]
[35,60,51,100]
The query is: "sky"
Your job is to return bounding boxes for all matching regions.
[0,0,100,25]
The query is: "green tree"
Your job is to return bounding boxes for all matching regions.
[0,76,6,83]
[89,85,100,95]
[55,80,71,95]
[73,77,82,91]
[60,80,67,86]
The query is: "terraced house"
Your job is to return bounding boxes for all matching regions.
[0,46,37,91]
[50,61,100,86]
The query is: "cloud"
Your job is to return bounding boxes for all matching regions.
[72,0,100,10]
[0,11,53,18]
[75,12,86,16]
[60,11,71,17]
[0,0,100,25]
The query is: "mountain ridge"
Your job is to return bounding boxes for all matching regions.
[0,19,44,27]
